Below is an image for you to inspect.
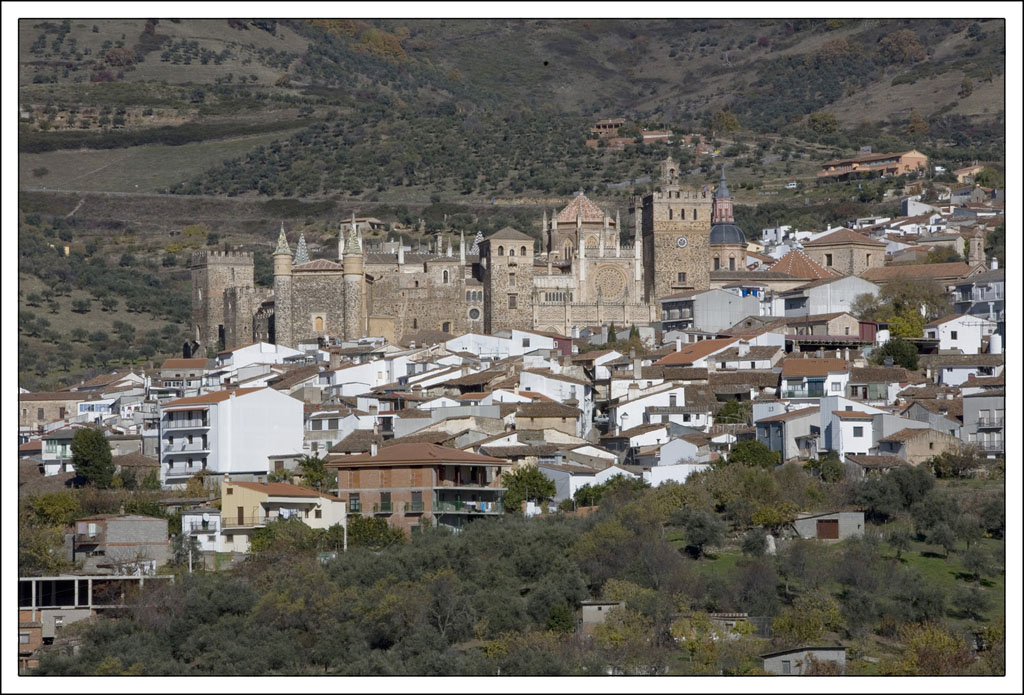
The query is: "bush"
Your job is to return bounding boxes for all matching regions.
[727,440,780,468]
[871,338,919,370]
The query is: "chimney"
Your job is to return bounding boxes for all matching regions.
[989,332,1002,355]
[836,349,841,359]
[571,325,580,339]
[675,337,682,352]
[990,257,998,270]
[633,358,642,379]
[738,342,749,357]
[628,383,639,401]
[945,392,954,401]
[330,351,341,370]
[370,443,378,456]
[844,348,850,361]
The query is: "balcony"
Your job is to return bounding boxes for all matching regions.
[162,440,210,455]
[221,516,265,529]
[433,499,504,514]
[781,387,825,399]
[976,418,1004,429]
[404,501,425,514]
[164,418,209,430]
[185,522,217,535]
[978,441,1004,452]
[373,501,394,515]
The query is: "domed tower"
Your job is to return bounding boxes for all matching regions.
[710,167,747,272]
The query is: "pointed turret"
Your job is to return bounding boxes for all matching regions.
[274,222,291,256]
[716,165,732,199]
[293,233,309,265]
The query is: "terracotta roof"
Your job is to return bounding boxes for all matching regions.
[878,427,943,443]
[161,358,208,369]
[756,407,819,423]
[832,410,875,420]
[923,313,978,328]
[711,346,781,362]
[822,149,922,166]
[804,228,887,248]
[638,366,710,381]
[73,371,137,389]
[849,366,909,383]
[902,398,963,421]
[708,370,780,387]
[555,192,608,224]
[328,430,383,454]
[293,259,343,271]
[113,452,159,468]
[485,226,535,242]
[162,387,264,408]
[270,364,323,391]
[781,357,849,378]
[768,250,832,279]
[521,369,590,386]
[18,440,42,452]
[860,262,980,282]
[712,269,799,281]
[484,444,567,458]
[602,423,667,439]
[963,374,1004,387]
[917,353,1004,367]
[444,370,505,386]
[19,391,88,401]
[229,480,339,500]
[846,454,907,469]
[653,338,738,366]
[326,442,509,466]
[516,402,580,419]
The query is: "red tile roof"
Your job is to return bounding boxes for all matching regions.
[860,262,981,282]
[804,228,886,247]
[326,442,509,467]
[832,410,875,420]
[653,338,738,366]
[162,387,264,408]
[768,250,832,279]
[555,192,608,224]
[756,407,820,423]
[229,480,340,500]
[161,358,208,369]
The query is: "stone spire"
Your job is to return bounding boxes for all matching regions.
[344,213,359,256]
[717,165,732,199]
[293,233,309,265]
[274,222,291,256]
[446,235,453,257]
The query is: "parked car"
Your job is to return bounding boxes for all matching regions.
[784,181,798,190]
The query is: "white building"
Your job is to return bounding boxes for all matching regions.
[538,463,637,503]
[158,387,304,488]
[216,342,304,371]
[923,314,996,355]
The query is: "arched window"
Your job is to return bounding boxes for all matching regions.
[412,318,418,329]
[520,246,527,256]
[729,256,736,271]
[564,244,572,259]
[509,248,515,257]
[498,246,504,256]
[315,317,324,332]
[466,291,471,301]
[443,270,449,284]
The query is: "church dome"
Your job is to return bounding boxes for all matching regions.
[710,222,746,246]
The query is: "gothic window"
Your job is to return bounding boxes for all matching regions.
[714,257,720,270]
[564,244,572,259]
[729,257,736,271]
[498,246,504,256]
[521,246,527,256]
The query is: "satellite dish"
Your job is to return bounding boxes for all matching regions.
[202,512,210,522]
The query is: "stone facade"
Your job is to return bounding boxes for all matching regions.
[640,156,714,301]
[190,250,254,354]
[193,158,731,348]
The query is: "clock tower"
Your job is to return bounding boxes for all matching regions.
[641,156,714,302]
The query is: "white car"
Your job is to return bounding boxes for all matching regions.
[784,181,798,190]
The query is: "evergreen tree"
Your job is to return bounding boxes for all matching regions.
[71,428,115,488]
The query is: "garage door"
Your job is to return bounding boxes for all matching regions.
[817,519,839,539]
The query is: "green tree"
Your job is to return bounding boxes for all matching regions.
[347,516,405,551]
[871,338,919,370]
[101,296,118,312]
[928,522,958,558]
[607,323,617,343]
[680,509,725,558]
[716,399,751,425]
[960,546,994,582]
[71,428,115,488]
[929,445,982,478]
[741,528,767,556]
[502,464,556,511]
[727,440,779,468]
[886,524,914,561]
[951,584,989,621]
[771,589,842,645]
[807,111,838,134]
[926,246,962,264]
[711,110,741,133]
[297,454,334,492]
[884,623,974,675]
[30,491,81,526]
[72,298,92,313]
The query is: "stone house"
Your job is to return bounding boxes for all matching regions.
[802,228,887,276]
[761,646,846,675]
[874,427,963,465]
[71,514,171,575]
